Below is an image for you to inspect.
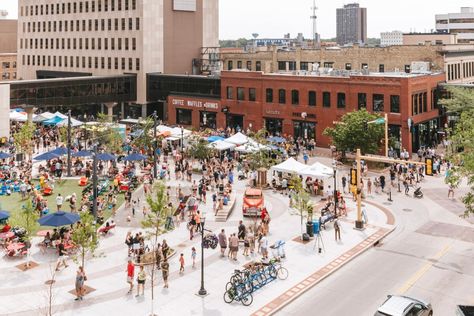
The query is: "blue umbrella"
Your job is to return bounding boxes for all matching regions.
[38,211,80,227]
[0,152,12,159]
[97,153,117,161]
[207,136,225,143]
[122,153,147,161]
[50,147,68,156]
[72,150,92,158]
[0,210,10,221]
[34,152,60,161]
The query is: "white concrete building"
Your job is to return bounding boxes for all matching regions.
[436,7,474,44]
[17,0,219,116]
[380,30,403,46]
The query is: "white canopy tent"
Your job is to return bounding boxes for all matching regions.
[56,117,84,127]
[271,158,307,174]
[170,127,192,138]
[298,162,333,178]
[207,140,236,151]
[235,139,270,153]
[9,111,28,122]
[157,125,173,134]
[225,132,248,145]
[32,112,55,122]
[54,111,68,119]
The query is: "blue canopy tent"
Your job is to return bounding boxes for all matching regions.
[267,136,286,143]
[97,153,117,161]
[72,150,92,158]
[42,116,65,126]
[50,147,68,156]
[0,210,10,221]
[207,136,225,143]
[0,152,12,159]
[38,211,80,227]
[34,152,60,161]
[122,153,147,161]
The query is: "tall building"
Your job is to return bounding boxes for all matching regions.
[16,0,219,116]
[0,18,18,82]
[436,7,474,44]
[336,3,367,46]
[380,31,403,46]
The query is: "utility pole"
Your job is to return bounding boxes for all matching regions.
[92,145,98,218]
[67,110,72,177]
[153,111,158,179]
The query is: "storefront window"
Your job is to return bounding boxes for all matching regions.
[265,118,283,135]
[200,111,216,129]
[176,108,192,126]
[293,121,316,140]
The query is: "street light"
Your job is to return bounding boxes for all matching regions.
[198,214,207,296]
[92,144,98,219]
[181,126,184,153]
[67,110,72,177]
[332,160,337,215]
[153,111,158,179]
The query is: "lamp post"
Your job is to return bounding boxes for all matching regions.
[181,126,184,153]
[153,111,158,179]
[198,214,207,296]
[92,144,98,218]
[67,110,72,177]
[332,160,337,215]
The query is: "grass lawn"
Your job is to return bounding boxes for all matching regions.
[0,179,125,233]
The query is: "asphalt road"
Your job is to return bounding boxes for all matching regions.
[279,175,474,316]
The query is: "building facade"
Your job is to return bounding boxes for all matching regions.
[16,0,219,116]
[403,33,458,45]
[336,3,367,46]
[0,54,17,81]
[436,7,474,44]
[380,31,403,46]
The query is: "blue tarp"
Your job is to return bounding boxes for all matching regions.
[123,153,147,161]
[34,152,60,161]
[50,147,68,156]
[42,116,65,126]
[97,153,117,161]
[0,152,12,159]
[207,136,225,143]
[72,150,92,158]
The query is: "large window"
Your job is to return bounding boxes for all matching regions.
[249,88,256,102]
[237,87,245,101]
[308,91,316,106]
[337,93,346,108]
[323,92,331,107]
[300,62,309,71]
[373,94,384,112]
[226,86,233,99]
[278,61,286,71]
[176,109,192,126]
[288,61,296,71]
[266,88,273,103]
[279,89,286,104]
[390,95,400,113]
[291,90,299,105]
[358,93,367,109]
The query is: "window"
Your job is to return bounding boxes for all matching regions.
[237,61,242,69]
[129,18,133,30]
[108,57,111,69]
[118,0,122,10]
[228,60,233,70]
[132,38,136,50]
[404,65,411,73]
[289,61,296,71]
[278,61,286,71]
[125,0,129,10]
[115,18,118,31]
[278,89,286,104]
[108,19,111,31]
[101,57,105,69]
[111,38,115,50]
[136,18,140,30]
[337,93,346,108]
[373,94,384,112]
[390,95,400,113]
[246,61,252,70]
[237,87,245,101]
[358,93,367,109]
[291,90,299,105]
[379,64,385,72]
[226,87,233,99]
[132,0,136,10]
[122,18,126,30]
[323,92,331,107]
[361,63,368,70]
[129,58,133,70]
[114,57,118,69]
[121,57,125,70]
[308,91,316,106]
[323,62,334,68]
[256,61,262,71]
[266,89,273,103]
[300,62,309,71]
[125,38,129,50]
[249,88,256,101]
[94,57,98,68]
[345,63,352,70]
[118,38,122,50]
[98,38,102,49]
[104,38,108,50]
[111,0,115,11]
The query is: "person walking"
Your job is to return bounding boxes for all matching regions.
[218,229,227,257]
[448,184,455,199]
[136,265,146,297]
[229,233,239,261]
[74,266,86,301]
[179,253,185,274]
[161,258,169,288]
[55,239,69,271]
[243,236,250,257]
[367,178,372,195]
[334,217,341,241]
[56,193,63,211]
[191,247,197,268]
[341,176,347,194]
[126,259,135,294]
[259,234,269,260]
[237,220,246,241]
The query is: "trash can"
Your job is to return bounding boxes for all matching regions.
[313,220,320,235]
[306,221,314,237]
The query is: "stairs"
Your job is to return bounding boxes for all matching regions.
[215,193,236,222]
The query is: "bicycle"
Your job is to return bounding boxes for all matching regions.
[267,257,289,280]
[223,282,253,306]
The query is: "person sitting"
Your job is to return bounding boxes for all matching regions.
[42,232,52,248]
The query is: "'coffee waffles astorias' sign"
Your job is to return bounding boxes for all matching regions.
[172,99,219,110]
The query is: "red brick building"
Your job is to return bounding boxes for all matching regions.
[167,70,446,153]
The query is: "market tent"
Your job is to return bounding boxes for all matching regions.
[299,162,333,178]
[42,116,65,126]
[271,158,307,174]
[56,117,84,127]
[9,111,28,122]
[122,153,147,161]
[225,132,248,145]
[34,152,60,161]
[235,139,270,153]
[54,112,68,119]
[207,135,225,143]
[33,112,55,122]
[267,136,286,143]
[97,153,117,161]
[170,127,192,138]
[207,140,236,151]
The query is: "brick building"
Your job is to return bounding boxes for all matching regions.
[168,71,446,153]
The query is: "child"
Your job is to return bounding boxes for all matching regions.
[243,236,250,257]
[191,247,196,268]
[179,253,185,273]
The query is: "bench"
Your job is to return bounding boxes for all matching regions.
[98,224,116,235]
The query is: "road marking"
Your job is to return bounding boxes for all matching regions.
[397,244,451,295]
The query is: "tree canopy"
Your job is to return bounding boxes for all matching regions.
[323,109,385,155]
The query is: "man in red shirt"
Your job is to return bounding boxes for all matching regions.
[126,259,135,294]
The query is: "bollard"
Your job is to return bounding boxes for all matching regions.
[388,190,393,202]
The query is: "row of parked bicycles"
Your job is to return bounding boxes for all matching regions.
[223,257,288,306]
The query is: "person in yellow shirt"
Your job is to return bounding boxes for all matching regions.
[39,174,45,189]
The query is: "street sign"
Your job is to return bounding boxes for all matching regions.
[350,168,357,185]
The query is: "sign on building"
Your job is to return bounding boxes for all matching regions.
[173,0,196,12]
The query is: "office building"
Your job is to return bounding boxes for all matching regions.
[403,33,457,45]
[336,3,367,45]
[436,7,474,44]
[16,0,219,117]
[0,19,18,82]
[380,31,403,46]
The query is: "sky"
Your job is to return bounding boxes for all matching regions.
[1,0,473,39]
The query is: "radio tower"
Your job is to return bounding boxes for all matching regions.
[310,0,320,48]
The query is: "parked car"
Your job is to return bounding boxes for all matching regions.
[457,305,474,316]
[242,188,264,217]
[375,295,432,316]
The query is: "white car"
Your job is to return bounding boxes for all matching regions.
[375,295,433,316]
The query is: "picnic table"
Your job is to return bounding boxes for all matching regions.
[0,231,14,240]
[7,243,25,251]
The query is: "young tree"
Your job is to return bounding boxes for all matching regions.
[13,122,36,161]
[440,87,474,217]
[71,211,100,268]
[142,181,170,316]
[289,175,313,239]
[10,200,39,268]
[323,109,384,155]
[93,113,125,154]
[187,135,212,162]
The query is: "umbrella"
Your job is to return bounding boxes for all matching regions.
[207,136,225,143]
[122,153,147,161]
[72,150,92,158]
[0,210,10,221]
[0,152,12,159]
[50,147,68,156]
[34,152,60,161]
[97,153,117,161]
[38,211,80,227]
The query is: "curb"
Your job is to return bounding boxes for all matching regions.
[251,226,395,316]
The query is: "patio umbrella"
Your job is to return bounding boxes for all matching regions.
[72,150,92,158]
[38,211,80,227]
[97,153,117,161]
[34,152,60,161]
[0,210,10,221]
[0,152,12,159]
[50,147,68,156]
[207,136,225,143]
[122,153,147,161]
